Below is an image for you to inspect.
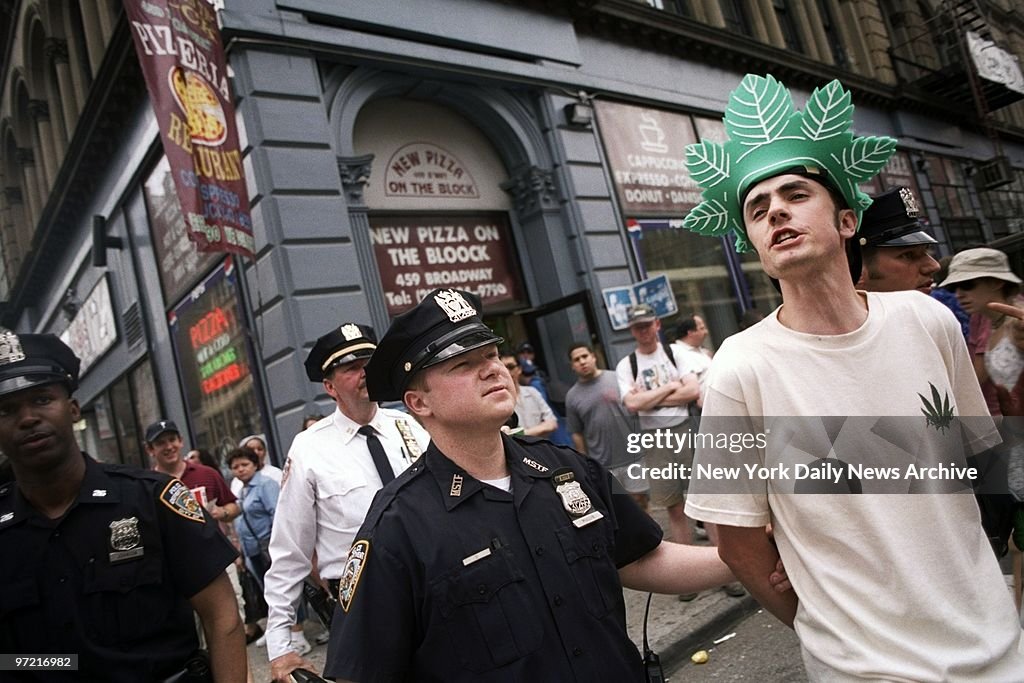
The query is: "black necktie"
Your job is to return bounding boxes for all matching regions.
[358,425,395,485]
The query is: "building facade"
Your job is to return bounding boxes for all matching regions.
[2,0,1023,465]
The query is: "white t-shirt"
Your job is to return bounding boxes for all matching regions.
[615,343,692,430]
[674,340,712,389]
[685,291,1024,681]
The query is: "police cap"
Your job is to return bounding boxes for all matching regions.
[858,187,937,248]
[144,419,181,444]
[304,323,377,382]
[365,289,503,402]
[0,329,80,398]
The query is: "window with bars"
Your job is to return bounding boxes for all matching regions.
[977,167,1024,243]
[925,154,985,250]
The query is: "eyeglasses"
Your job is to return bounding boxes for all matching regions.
[950,281,977,292]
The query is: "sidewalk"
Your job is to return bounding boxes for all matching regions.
[246,511,755,680]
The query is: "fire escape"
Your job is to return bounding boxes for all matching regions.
[889,0,1022,191]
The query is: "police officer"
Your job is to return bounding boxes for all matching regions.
[323,290,741,682]
[0,330,245,682]
[265,323,429,682]
[856,186,939,294]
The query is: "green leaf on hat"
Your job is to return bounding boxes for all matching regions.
[727,74,794,159]
[801,81,852,141]
[840,136,898,181]
[683,199,732,236]
[686,141,730,189]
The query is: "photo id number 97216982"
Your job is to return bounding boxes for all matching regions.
[0,655,78,670]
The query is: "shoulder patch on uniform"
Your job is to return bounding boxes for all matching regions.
[159,480,206,523]
[339,540,370,612]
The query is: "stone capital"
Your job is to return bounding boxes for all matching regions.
[44,38,69,64]
[500,166,558,218]
[27,100,50,121]
[337,154,374,205]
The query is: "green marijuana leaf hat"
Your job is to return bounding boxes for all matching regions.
[683,74,898,252]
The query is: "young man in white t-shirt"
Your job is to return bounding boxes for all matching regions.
[681,74,1023,680]
[615,303,700,550]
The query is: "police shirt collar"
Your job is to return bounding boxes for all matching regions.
[1,455,118,530]
[78,454,121,505]
[502,435,555,479]
[332,405,381,445]
[424,444,484,510]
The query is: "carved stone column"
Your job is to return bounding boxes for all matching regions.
[15,148,40,231]
[78,0,106,75]
[1,186,26,278]
[45,38,79,137]
[501,165,574,300]
[337,154,389,324]
[28,100,57,189]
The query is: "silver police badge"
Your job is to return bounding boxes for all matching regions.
[552,468,604,528]
[434,289,476,322]
[109,516,145,563]
[340,323,361,341]
[0,328,25,365]
[556,479,591,516]
[899,187,920,218]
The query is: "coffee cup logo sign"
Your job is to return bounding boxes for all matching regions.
[594,100,703,216]
[384,143,481,199]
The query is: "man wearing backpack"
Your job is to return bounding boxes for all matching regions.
[615,304,700,570]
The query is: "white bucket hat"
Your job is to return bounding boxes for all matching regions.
[939,248,1022,288]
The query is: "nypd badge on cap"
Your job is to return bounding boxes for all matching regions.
[0,330,80,398]
[304,323,377,381]
[365,289,503,402]
[858,186,937,248]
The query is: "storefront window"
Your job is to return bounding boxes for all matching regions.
[144,156,220,305]
[75,359,158,467]
[168,259,265,460]
[632,223,780,348]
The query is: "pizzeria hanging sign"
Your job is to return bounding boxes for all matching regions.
[124,0,255,259]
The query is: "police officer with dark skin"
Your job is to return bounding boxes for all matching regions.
[323,289,789,682]
[0,331,247,682]
[854,186,939,294]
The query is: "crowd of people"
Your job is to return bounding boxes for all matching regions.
[2,71,1023,682]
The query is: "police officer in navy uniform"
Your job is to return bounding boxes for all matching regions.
[855,186,940,294]
[323,289,749,682]
[0,331,246,682]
